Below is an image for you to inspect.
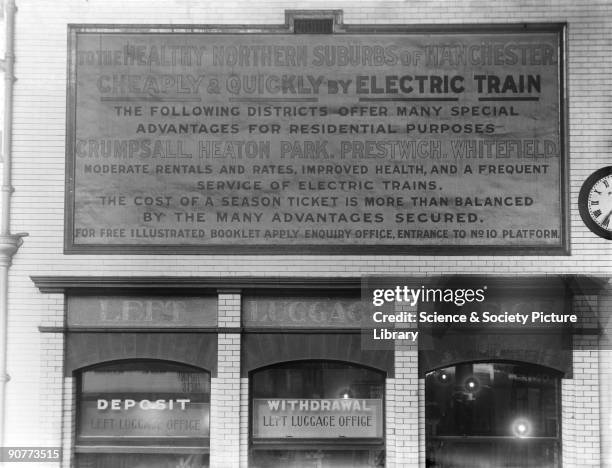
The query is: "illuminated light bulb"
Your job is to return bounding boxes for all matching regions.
[512,418,531,438]
[464,377,479,392]
[436,371,450,384]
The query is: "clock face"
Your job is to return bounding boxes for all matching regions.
[579,167,612,239]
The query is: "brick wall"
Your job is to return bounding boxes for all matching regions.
[561,297,602,467]
[239,377,249,468]
[211,292,242,467]
[600,347,612,467]
[386,301,421,466]
[387,344,420,467]
[562,337,601,467]
[61,377,76,468]
[3,0,612,466]
[599,292,612,468]
[210,334,241,467]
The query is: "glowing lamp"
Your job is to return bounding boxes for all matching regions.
[464,376,480,393]
[435,370,451,385]
[512,418,532,438]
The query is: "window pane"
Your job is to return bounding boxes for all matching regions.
[78,361,210,443]
[251,449,384,468]
[426,439,559,468]
[252,362,384,399]
[82,362,210,394]
[75,453,209,468]
[426,363,559,437]
[425,362,561,467]
[251,361,385,445]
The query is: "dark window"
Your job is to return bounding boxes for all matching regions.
[250,361,385,468]
[75,361,210,468]
[426,362,561,468]
[294,18,334,34]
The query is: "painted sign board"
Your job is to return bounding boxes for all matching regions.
[243,297,367,328]
[79,398,210,438]
[67,296,217,328]
[66,25,566,254]
[252,398,383,438]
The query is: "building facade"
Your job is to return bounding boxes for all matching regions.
[1,1,612,467]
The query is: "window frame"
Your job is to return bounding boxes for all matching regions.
[248,359,386,450]
[75,359,212,456]
[424,360,562,468]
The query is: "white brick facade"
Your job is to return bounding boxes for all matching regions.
[386,344,420,467]
[212,295,242,467]
[562,342,601,467]
[211,334,242,468]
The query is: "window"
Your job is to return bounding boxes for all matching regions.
[75,361,210,468]
[293,18,334,34]
[426,362,561,468]
[250,361,385,468]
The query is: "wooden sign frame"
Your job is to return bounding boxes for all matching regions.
[65,22,568,255]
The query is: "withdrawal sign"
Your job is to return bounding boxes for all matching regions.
[252,398,383,439]
[66,26,566,253]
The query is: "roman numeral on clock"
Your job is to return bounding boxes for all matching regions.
[579,168,612,239]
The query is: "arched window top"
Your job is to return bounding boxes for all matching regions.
[251,359,385,446]
[426,359,563,377]
[251,360,384,400]
[77,359,211,451]
[82,358,209,372]
[80,359,210,395]
[426,361,562,403]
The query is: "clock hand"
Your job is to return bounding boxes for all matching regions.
[602,209,612,226]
